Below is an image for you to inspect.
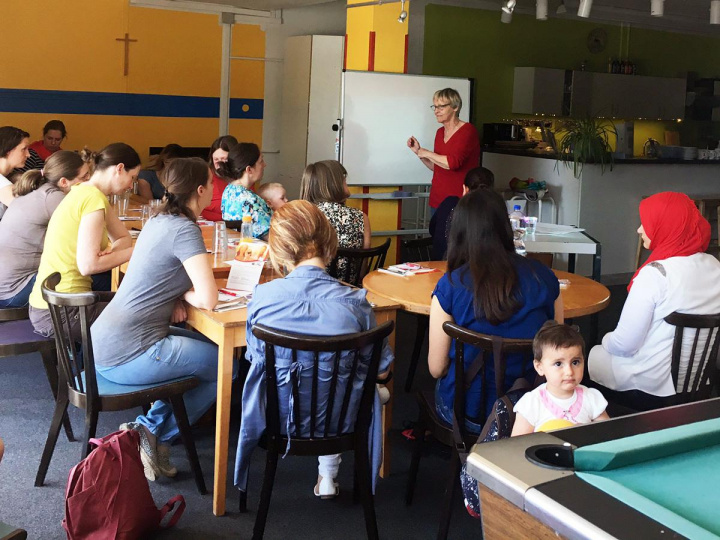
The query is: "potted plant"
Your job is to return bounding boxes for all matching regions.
[555,117,617,178]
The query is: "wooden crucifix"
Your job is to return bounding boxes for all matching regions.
[115,33,138,76]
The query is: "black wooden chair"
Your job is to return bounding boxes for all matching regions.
[35,273,207,494]
[666,311,720,404]
[239,320,394,540]
[328,238,391,287]
[405,322,534,540]
[400,236,433,392]
[0,306,74,442]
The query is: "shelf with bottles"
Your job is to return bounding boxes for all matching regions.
[607,58,638,76]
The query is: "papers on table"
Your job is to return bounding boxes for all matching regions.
[378,263,438,277]
[214,288,253,312]
[534,223,585,235]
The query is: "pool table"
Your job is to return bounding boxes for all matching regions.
[466,398,720,540]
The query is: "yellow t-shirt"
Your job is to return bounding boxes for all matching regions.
[29,183,110,310]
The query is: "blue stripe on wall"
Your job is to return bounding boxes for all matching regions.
[0,88,263,120]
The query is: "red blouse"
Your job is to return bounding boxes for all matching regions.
[201,173,228,222]
[29,140,59,162]
[429,123,481,208]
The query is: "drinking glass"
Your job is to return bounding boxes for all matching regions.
[149,199,162,210]
[524,216,538,234]
[141,204,151,227]
[214,221,228,254]
[117,192,130,217]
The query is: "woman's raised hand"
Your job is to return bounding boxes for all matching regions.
[407,136,421,154]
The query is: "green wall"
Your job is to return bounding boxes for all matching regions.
[423,4,720,134]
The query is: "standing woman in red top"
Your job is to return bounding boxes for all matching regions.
[201,134,237,221]
[407,89,481,212]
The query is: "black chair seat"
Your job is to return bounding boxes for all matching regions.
[415,391,480,449]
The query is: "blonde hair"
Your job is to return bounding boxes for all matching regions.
[13,149,89,197]
[433,88,462,116]
[256,182,284,199]
[299,160,347,204]
[268,200,338,274]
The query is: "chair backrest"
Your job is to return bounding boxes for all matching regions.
[442,322,534,449]
[41,273,101,406]
[401,236,432,263]
[664,311,720,404]
[252,320,394,452]
[328,238,391,287]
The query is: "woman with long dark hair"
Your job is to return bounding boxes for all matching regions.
[201,135,237,221]
[427,189,562,430]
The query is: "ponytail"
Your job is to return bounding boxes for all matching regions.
[12,150,87,197]
[158,157,210,222]
[13,170,44,197]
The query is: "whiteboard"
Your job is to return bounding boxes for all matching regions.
[340,71,472,186]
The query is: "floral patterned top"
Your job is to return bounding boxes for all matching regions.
[221,183,272,238]
[317,201,365,284]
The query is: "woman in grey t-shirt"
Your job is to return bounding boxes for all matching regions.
[0,150,90,307]
[93,157,219,482]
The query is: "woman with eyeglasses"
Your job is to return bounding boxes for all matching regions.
[407,88,481,213]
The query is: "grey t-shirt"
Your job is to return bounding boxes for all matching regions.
[0,183,65,300]
[91,213,207,367]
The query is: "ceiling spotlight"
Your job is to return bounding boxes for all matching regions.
[502,0,517,14]
[397,0,407,23]
[651,0,664,16]
[578,0,593,17]
[557,0,567,14]
[537,0,548,19]
[712,0,720,24]
[501,9,513,23]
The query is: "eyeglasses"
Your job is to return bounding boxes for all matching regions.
[430,103,452,111]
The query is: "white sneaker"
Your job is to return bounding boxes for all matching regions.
[314,475,339,499]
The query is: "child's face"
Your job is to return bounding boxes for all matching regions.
[534,345,584,398]
[265,187,288,210]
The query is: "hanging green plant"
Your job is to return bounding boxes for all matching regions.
[555,117,617,178]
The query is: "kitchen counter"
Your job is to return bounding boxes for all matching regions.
[484,146,720,165]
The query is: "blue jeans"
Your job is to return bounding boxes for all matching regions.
[0,275,36,308]
[96,327,219,444]
[434,380,485,435]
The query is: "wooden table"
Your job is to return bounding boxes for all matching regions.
[362,261,611,319]
[185,278,400,516]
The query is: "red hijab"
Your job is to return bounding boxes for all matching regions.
[629,192,710,291]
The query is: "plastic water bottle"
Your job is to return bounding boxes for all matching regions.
[509,205,526,231]
[240,215,253,241]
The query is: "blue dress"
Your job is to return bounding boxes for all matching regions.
[234,265,394,493]
[221,183,272,238]
[433,257,559,428]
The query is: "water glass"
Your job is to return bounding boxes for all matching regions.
[214,221,228,254]
[524,216,538,234]
[149,199,162,209]
[141,204,151,227]
[117,192,130,217]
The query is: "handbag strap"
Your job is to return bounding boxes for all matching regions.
[159,495,186,529]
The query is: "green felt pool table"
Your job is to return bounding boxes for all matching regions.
[466,398,720,540]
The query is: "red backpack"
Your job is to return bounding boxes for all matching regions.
[62,429,185,540]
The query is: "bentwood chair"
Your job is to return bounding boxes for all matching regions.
[0,521,27,540]
[400,237,433,392]
[665,311,720,404]
[328,238,391,287]
[35,273,207,494]
[0,307,74,442]
[239,321,394,540]
[405,322,534,540]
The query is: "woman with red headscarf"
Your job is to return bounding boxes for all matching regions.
[588,192,720,411]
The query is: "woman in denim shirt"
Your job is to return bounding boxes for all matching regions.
[219,142,272,239]
[234,200,393,498]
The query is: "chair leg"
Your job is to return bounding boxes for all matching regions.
[436,451,462,540]
[34,395,70,486]
[404,316,429,393]
[39,349,74,442]
[141,403,150,415]
[356,444,379,540]
[81,408,99,460]
[252,450,279,540]
[169,396,207,495]
[405,411,428,505]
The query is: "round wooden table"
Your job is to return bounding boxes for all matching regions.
[362,261,610,318]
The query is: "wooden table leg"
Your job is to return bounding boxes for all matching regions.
[213,332,235,516]
[377,310,397,478]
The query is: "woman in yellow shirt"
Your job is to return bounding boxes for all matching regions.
[29,143,140,338]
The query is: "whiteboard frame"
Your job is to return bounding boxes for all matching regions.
[339,70,473,187]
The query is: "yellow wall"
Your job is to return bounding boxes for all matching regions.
[0,1,265,165]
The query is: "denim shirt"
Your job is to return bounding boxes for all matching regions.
[221,183,272,238]
[234,265,393,492]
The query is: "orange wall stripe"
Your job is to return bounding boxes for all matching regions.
[368,31,376,71]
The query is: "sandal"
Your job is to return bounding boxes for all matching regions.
[314,475,339,499]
